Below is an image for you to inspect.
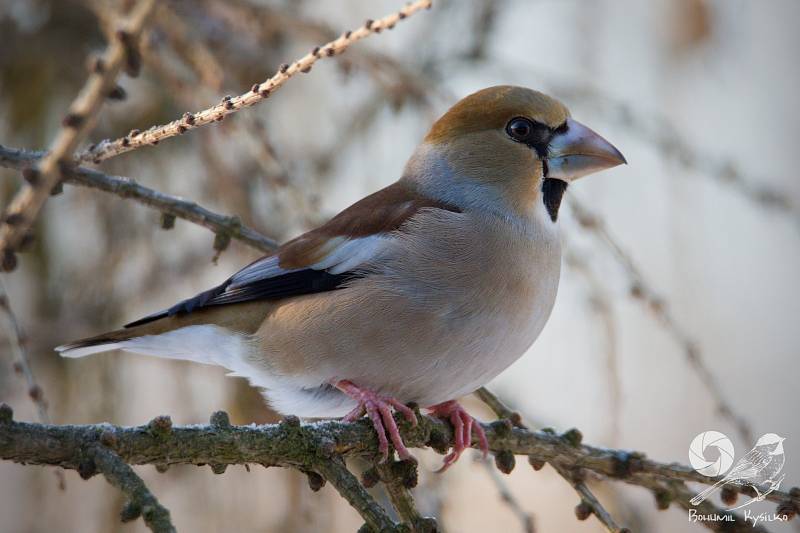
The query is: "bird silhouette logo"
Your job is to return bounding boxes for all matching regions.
[689,432,787,509]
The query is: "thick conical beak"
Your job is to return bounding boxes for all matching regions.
[546,118,626,182]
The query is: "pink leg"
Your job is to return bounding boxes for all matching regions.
[334,380,418,462]
[428,400,489,472]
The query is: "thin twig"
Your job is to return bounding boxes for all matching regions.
[476,389,630,532]
[478,455,535,533]
[564,246,622,445]
[566,195,754,445]
[153,3,224,91]
[553,463,628,533]
[90,445,175,533]
[314,456,401,532]
[0,0,157,269]
[211,0,441,110]
[0,279,66,489]
[475,387,527,428]
[547,79,800,227]
[75,0,433,164]
[0,145,278,253]
[0,280,50,424]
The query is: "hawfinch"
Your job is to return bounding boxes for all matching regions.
[58,86,626,468]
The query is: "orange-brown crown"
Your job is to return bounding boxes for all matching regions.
[424,86,569,145]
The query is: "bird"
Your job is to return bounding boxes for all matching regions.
[56,86,626,469]
[691,433,787,506]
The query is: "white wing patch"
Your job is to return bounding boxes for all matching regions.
[310,236,389,274]
[228,255,295,288]
[228,235,390,289]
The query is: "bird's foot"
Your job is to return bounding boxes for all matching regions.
[334,380,418,462]
[428,400,489,472]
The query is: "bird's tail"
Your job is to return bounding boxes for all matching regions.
[55,301,271,365]
[690,479,728,506]
[56,327,140,358]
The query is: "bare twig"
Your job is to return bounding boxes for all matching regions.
[210,0,441,110]
[553,463,629,533]
[153,3,224,91]
[0,0,157,269]
[0,279,66,489]
[567,195,754,445]
[0,145,278,253]
[75,0,433,164]
[478,455,535,533]
[314,456,401,532]
[564,246,622,444]
[90,445,175,533]
[0,279,51,424]
[547,79,800,226]
[476,389,629,532]
[475,387,527,428]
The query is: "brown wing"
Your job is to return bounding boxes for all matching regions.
[126,181,459,327]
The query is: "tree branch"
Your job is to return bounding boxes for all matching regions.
[0,0,157,269]
[90,445,175,533]
[0,278,65,490]
[0,144,278,253]
[476,388,628,532]
[1,404,796,531]
[75,0,433,164]
[315,456,400,532]
[374,460,436,532]
[553,462,629,533]
[0,279,52,425]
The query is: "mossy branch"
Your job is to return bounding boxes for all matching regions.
[1,403,797,532]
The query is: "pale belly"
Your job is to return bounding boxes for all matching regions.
[253,208,562,417]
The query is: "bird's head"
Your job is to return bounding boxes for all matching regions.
[404,85,626,220]
[755,433,786,455]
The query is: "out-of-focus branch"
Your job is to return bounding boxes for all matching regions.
[75,0,433,164]
[566,195,755,446]
[90,445,175,533]
[0,145,278,254]
[0,279,51,425]
[476,389,628,532]
[478,456,535,533]
[0,273,67,490]
[564,246,622,444]
[2,406,795,532]
[542,78,799,226]
[0,0,157,270]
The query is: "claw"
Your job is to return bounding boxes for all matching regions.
[428,400,489,472]
[335,380,415,462]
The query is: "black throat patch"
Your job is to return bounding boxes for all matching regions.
[541,178,568,222]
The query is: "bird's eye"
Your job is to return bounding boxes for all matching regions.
[506,117,534,141]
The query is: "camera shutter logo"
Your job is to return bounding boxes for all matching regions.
[688,431,787,509]
[689,431,735,477]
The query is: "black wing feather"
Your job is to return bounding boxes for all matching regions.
[124,269,362,328]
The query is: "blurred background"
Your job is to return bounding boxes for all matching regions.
[1,0,798,531]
